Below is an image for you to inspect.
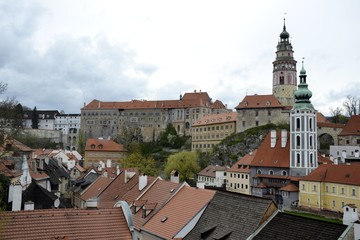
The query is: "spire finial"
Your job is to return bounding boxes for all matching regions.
[302,57,305,68]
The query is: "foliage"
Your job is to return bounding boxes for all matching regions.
[158,123,188,149]
[164,151,200,182]
[115,126,143,148]
[77,130,86,155]
[343,95,360,116]
[329,107,348,124]
[31,106,39,129]
[15,132,58,149]
[121,152,159,176]
[0,174,10,210]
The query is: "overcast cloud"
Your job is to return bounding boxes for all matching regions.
[0,0,359,115]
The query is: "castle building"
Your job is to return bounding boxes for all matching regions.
[290,61,318,176]
[80,91,229,142]
[235,20,296,133]
[191,112,237,153]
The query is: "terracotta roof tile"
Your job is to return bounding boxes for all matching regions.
[142,186,215,239]
[302,164,360,185]
[339,115,360,136]
[316,112,329,123]
[251,131,290,168]
[0,161,22,178]
[229,150,257,173]
[193,112,236,127]
[85,138,126,152]
[279,183,299,192]
[0,208,132,240]
[80,176,113,201]
[198,165,227,177]
[131,179,181,230]
[82,92,225,111]
[235,95,284,109]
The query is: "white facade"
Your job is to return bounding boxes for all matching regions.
[54,114,81,150]
[330,145,360,164]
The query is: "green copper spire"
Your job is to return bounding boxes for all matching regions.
[292,58,314,110]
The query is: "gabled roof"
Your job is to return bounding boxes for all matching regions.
[302,164,360,186]
[279,183,299,192]
[0,160,22,178]
[184,190,277,240]
[142,186,216,240]
[253,212,347,240]
[82,92,226,110]
[339,115,360,136]
[198,165,227,178]
[193,112,236,127]
[85,138,126,152]
[229,150,257,173]
[96,168,140,208]
[0,208,132,240]
[235,94,284,109]
[251,131,290,168]
[131,178,182,230]
[80,176,113,201]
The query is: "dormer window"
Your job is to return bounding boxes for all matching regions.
[243,101,248,106]
[90,144,95,149]
[266,101,271,106]
[98,144,103,149]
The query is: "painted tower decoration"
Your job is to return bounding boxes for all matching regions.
[272,19,297,106]
[290,60,317,176]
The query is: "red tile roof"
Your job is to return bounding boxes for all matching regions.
[316,112,329,123]
[197,165,227,177]
[0,160,22,178]
[80,176,113,201]
[235,94,284,109]
[318,154,333,165]
[302,164,360,185]
[85,138,126,152]
[193,112,237,127]
[96,168,139,208]
[229,150,257,173]
[339,115,360,136]
[142,186,216,239]
[131,178,181,230]
[251,131,290,168]
[0,208,132,240]
[82,92,226,110]
[279,183,299,192]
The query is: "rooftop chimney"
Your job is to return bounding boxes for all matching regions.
[106,159,112,168]
[86,199,98,209]
[139,174,148,191]
[270,130,277,148]
[24,201,34,211]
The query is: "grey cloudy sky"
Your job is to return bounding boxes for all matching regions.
[0,0,359,115]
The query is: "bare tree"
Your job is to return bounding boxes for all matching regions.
[343,95,360,116]
[329,107,348,124]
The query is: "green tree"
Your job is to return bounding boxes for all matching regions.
[164,151,200,182]
[159,123,187,148]
[329,107,348,124]
[31,106,39,129]
[115,126,143,148]
[122,152,158,176]
[77,130,86,155]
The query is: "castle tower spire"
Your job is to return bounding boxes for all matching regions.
[290,59,317,176]
[272,18,297,106]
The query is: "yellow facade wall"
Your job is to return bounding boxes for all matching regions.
[226,171,251,195]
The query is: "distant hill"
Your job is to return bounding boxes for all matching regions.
[208,123,289,167]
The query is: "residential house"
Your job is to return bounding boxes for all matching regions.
[299,164,360,213]
[197,165,227,189]
[251,211,349,239]
[80,91,230,142]
[141,185,216,240]
[130,178,182,240]
[84,138,127,167]
[338,115,360,146]
[184,190,277,240]
[227,150,257,195]
[191,112,237,153]
[74,175,113,208]
[0,207,133,240]
[330,145,360,164]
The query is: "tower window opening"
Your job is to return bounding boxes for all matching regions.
[280,76,284,84]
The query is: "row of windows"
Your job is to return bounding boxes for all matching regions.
[256,170,288,176]
[198,176,215,183]
[302,184,357,197]
[229,183,249,190]
[229,173,248,179]
[193,133,229,140]
[193,124,232,132]
[192,144,215,149]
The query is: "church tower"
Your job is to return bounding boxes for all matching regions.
[290,60,317,176]
[273,19,297,106]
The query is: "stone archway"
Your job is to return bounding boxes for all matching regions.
[318,133,334,154]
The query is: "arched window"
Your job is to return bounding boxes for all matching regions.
[257,170,262,174]
[297,153,301,167]
[310,154,314,167]
[280,76,284,84]
[185,122,190,129]
[282,170,287,176]
[296,118,301,130]
[269,170,274,175]
[309,118,313,130]
[309,136,313,147]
